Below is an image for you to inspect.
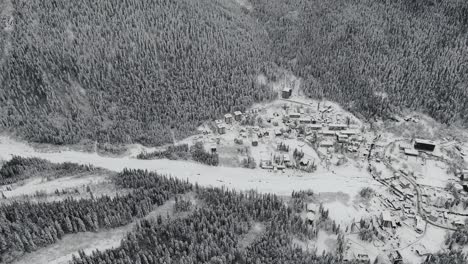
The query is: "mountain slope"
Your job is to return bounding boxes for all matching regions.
[250,0,468,124]
[0,0,275,145]
[1,0,468,147]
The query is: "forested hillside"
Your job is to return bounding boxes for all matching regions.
[0,156,95,185]
[250,0,468,123]
[0,168,192,263]
[1,159,466,263]
[70,187,340,264]
[0,0,275,146]
[1,0,467,147]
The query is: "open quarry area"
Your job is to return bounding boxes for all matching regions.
[1,91,468,264]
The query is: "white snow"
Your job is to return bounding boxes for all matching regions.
[414,160,451,188]
[0,136,378,197]
[2,175,106,198]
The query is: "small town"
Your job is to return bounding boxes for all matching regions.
[1,0,467,263]
[1,84,466,264]
[175,86,468,264]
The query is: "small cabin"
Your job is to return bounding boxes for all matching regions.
[289,112,301,119]
[356,254,370,263]
[210,145,217,153]
[399,143,412,151]
[320,141,334,148]
[341,130,358,135]
[234,111,243,121]
[299,117,311,124]
[307,203,318,213]
[282,87,292,99]
[224,113,233,124]
[306,212,315,225]
[276,164,286,170]
[404,148,419,157]
[321,130,337,137]
[380,211,393,228]
[337,134,349,143]
[453,219,466,228]
[427,211,438,222]
[309,124,322,130]
[388,250,403,264]
[275,129,283,136]
[460,169,468,181]
[399,178,410,189]
[415,216,424,234]
[299,158,310,166]
[328,124,347,130]
[217,124,226,134]
[251,136,258,146]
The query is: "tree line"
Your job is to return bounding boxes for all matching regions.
[0,0,276,146]
[250,0,468,125]
[69,187,337,264]
[137,142,219,166]
[1,0,467,147]
[0,168,192,263]
[0,158,466,263]
[0,156,95,186]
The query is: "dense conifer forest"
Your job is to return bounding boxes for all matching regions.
[0,168,192,263]
[137,142,219,166]
[0,0,276,146]
[0,0,467,146]
[0,159,466,263]
[69,187,336,264]
[250,0,468,123]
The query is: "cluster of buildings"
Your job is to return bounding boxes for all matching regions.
[455,169,468,192]
[400,139,437,158]
[344,211,404,263]
[280,107,363,150]
[259,152,290,171]
[215,111,243,134]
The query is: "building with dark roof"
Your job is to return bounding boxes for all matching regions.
[282,87,292,99]
[388,250,403,264]
[328,124,347,130]
[414,139,436,152]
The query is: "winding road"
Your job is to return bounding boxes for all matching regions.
[382,140,458,231]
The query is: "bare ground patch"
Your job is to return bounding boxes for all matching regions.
[239,222,265,249]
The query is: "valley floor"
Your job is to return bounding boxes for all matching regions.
[1,96,467,264]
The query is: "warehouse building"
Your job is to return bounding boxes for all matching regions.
[414,139,436,152]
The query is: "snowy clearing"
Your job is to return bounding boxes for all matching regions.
[0,136,378,198]
[12,193,196,264]
[1,173,108,199]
